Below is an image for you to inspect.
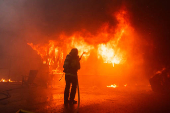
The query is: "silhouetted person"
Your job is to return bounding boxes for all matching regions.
[63,48,80,104]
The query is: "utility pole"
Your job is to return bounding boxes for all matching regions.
[8,58,11,79]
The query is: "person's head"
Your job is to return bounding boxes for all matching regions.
[69,48,78,57]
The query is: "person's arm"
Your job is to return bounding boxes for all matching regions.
[63,55,71,72]
[77,61,80,70]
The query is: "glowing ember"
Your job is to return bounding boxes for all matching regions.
[2,79,5,82]
[124,84,127,87]
[107,84,117,88]
[0,78,13,82]
[155,67,166,74]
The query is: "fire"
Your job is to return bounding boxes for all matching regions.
[155,67,166,74]
[107,84,127,88]
[1,78,6,82]
[70,36,94,59]
[28,36,94,74]
[28,40,64,74]
[0,78,13,82]
[27,8,133,74]
[98,43,123,67]
[124,84,127,87]
[107,84,117,88]
[97,10,130,66]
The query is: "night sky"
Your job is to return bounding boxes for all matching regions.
[128,0,170,64]
[0,0,170,78]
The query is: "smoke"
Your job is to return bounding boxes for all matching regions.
[21,0,122,37]
[0,0,124,80]
[126,0,170,77]
[1,0,169,82]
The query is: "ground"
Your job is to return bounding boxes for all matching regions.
[0,76,170,113]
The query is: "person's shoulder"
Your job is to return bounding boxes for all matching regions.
[66,54,71,59]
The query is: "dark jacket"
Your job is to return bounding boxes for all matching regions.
[63,54,80,76]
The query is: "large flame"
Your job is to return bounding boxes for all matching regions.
[70,36,94,59]
[98,43,123,67]
[97,10,130,66]
[27,8,133,74]
[27,37,94,74]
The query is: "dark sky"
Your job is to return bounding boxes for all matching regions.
[0,0,170,78]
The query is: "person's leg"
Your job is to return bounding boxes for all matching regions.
[64,75,71,104]
[70,76,78,103]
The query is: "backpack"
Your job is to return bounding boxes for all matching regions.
[63,55,71,73]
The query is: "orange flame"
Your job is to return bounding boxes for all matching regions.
[0,78,13,82]
[27,37,94,74]
[124,84,127,87]
[70,36,94,59]
[107,84,117,88]
[97,10,129,66]
[27,8,133,74]
[155,67,166,74]
[98,43,123,67]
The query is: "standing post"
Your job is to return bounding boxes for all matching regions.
[8,58,11,80]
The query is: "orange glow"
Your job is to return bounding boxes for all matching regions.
[2,78,5,82]
[27,8,134,74]
[28,37,94,74]
[0,78,14,82]
[97,10,130,66]
[70,36,94,59]
[155,67,166,74]
[27,40,64,74]
[98,43,123,67]
[107,84,117,88]
[107,84,128,88]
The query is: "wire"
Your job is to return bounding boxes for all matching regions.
[75,76,80,113]
[0,87,22,101]
[59,73,64,81]
[0,91,11,101]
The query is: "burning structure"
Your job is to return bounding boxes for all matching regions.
[27,8,140,77]
[1,0,170,112]
[2,0,165,87]
[26,7,145,86]
[21,3,152,89]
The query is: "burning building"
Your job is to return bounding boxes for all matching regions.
[1,0,162,86]
[26,6,146,86]
[1,0,170,112]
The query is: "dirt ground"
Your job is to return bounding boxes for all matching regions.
[0,77,170,113]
